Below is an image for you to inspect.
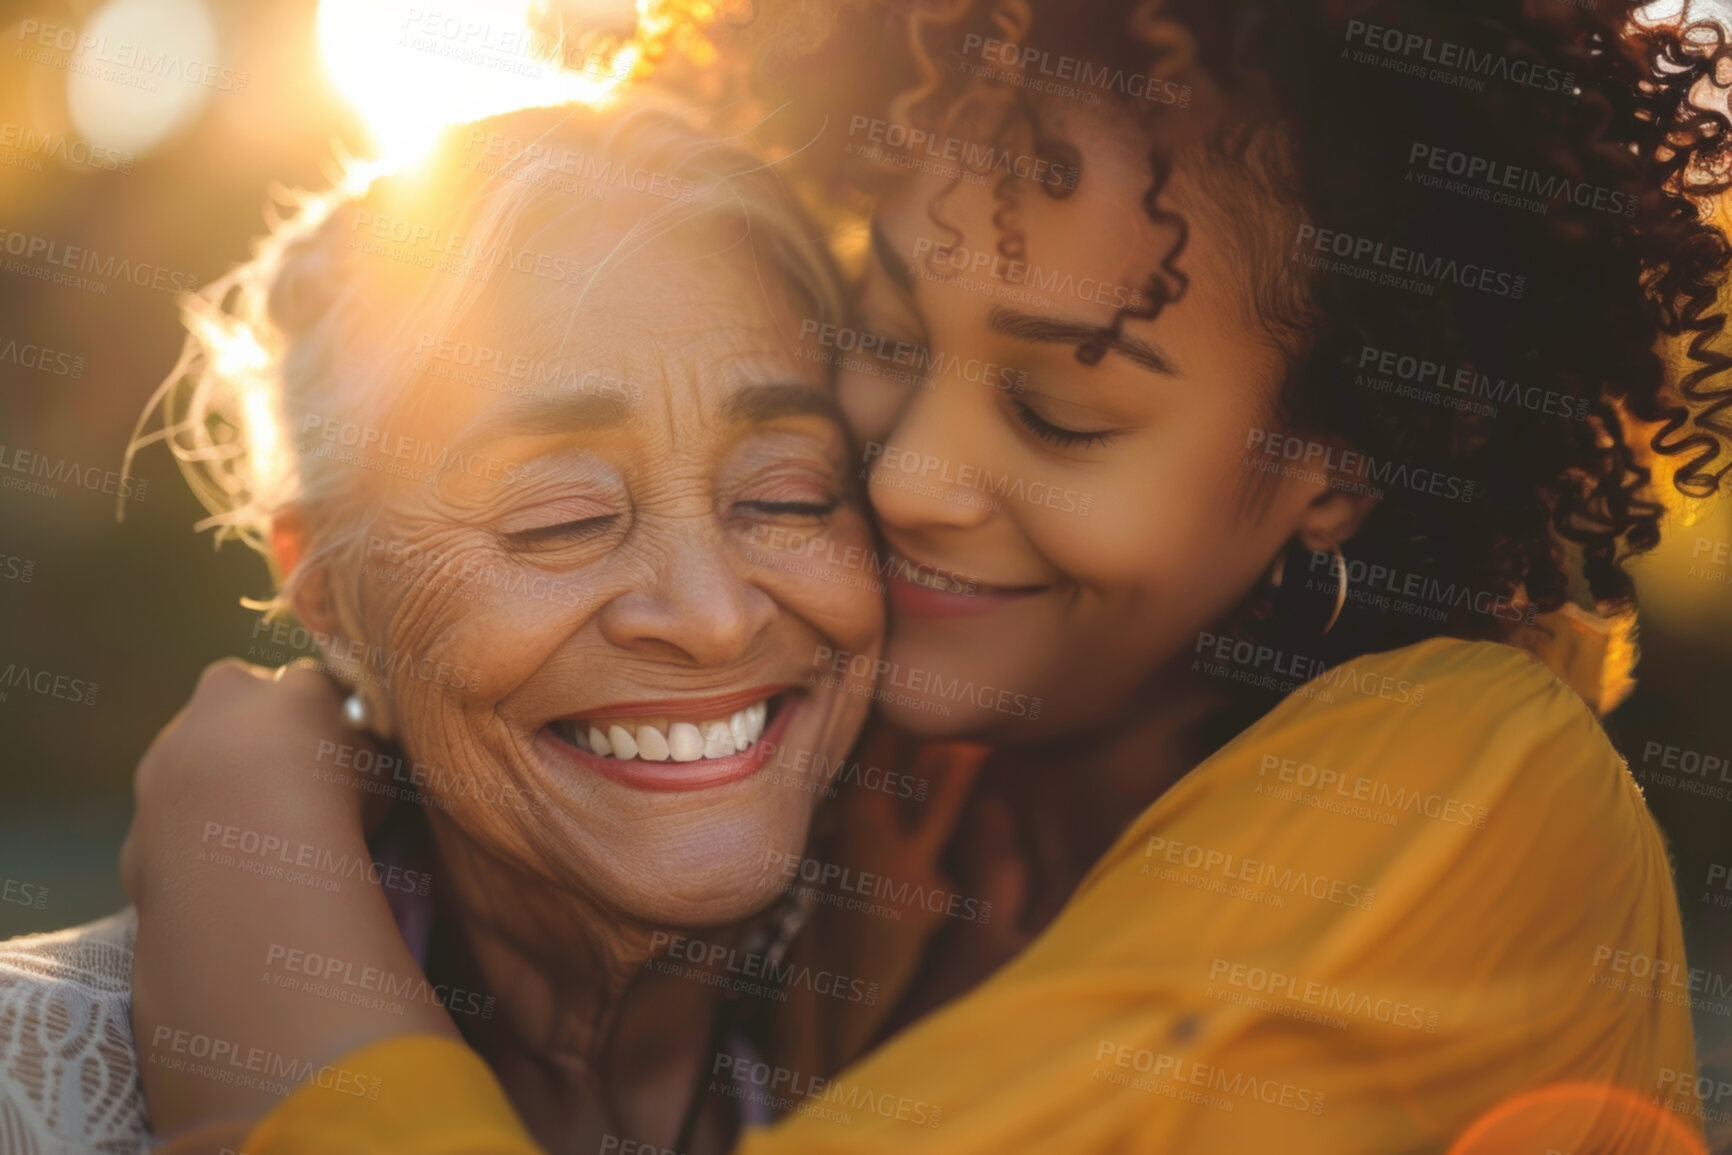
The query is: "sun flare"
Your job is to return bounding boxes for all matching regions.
[315,0,712,165]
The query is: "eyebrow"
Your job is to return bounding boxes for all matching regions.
[452,381,843,458]
[870,222,915,295]
[723,382,849,429]
[987,306,1179,376]
[471,390,634,439]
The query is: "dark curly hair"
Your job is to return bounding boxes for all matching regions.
[730,0,1732,705]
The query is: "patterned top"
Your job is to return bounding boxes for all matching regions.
[0,909,146,1154]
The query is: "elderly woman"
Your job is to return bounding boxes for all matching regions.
[0,94,884,1154]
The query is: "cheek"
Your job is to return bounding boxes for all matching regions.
[747,513,886,654]
[839,371,915,449]
[357,528,599,750]
[1022,438,1279,607]
[439,578,594,678]
[1022,452,1198,588]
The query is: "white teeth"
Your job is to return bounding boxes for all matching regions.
[561,700,776,764]
[667,722,704,762]
[635,724,669,761]
[703,721,736,759]
[731,702,768,749]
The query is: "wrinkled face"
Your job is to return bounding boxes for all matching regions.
[841,110,1322,740]
[326,219,881,927]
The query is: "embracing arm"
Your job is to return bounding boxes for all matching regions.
[125,661,496,1150]
[153,725,995,1154]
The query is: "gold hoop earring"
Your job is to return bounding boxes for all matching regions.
[1321,546,1348,636]
[1270,543,1350,636]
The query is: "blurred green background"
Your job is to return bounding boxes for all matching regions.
[0,0,367,930]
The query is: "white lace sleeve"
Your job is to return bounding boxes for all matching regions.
[0,910,147,1155]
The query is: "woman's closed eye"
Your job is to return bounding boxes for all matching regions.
[733,496,839,521]
[740,498,839,514]
[725,449,847,525]
[503,513,621,546]
[497,490,625,550]
[1008,398,1120,450]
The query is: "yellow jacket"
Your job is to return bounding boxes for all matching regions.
[245,637,1704,1154]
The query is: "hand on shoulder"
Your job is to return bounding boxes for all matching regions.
[120,658,372,901]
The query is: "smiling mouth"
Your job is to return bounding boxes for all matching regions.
[894,557,980,595]
[549,702,768,763]
[541,689,801,793]
[545,691,786,764]
[888,550,1049,601]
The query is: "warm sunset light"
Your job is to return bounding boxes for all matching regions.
[314,0,653,163]
[11,5,1732,1154]
[65,0,220,154]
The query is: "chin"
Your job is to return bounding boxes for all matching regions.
[876,695,987,740]
[591,812,819,929]
[873,635,1050,741]
[625,872,794,929]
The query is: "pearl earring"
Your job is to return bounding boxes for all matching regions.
[342,692,371,731]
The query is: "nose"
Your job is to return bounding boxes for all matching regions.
[863,382,996,534]
[597,530,778,667]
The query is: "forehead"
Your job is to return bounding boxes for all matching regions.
[546,223,799,330]
[880,115,1273,344]
[439,221,810,370]
[891,117,1156,273]
[410,233,824,421]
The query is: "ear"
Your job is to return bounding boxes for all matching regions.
[269,510,396,739]
[1288,473,1378,556]
[269,508,307,585]
[271,508,340,640]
